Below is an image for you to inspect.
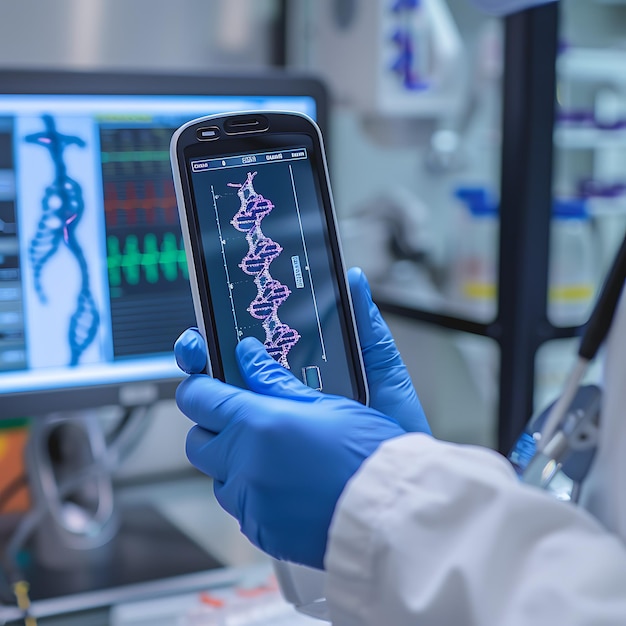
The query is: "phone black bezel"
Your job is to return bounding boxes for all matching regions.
[173,112,367,404]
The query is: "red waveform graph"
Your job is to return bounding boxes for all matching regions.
[104,178,178,226]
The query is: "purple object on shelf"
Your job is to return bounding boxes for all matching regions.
[391,0,421,11]
[556,108,595,125]
[556,107,626,130]
[578,179,626,199]
[594,119,626,131]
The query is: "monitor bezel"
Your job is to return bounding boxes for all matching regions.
[0,68,328,419]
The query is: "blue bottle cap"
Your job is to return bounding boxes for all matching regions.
[552,198,589,220]
[454,186,499,217]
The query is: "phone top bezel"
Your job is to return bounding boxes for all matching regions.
[171,111,368,405]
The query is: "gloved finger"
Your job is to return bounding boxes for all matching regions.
[348,267,431,434]
[174,327,207,374]
[212,479,241,523]
[236,337,321,402]
[347,267,402,371]
[185,425,228,482]
[176,374,253,432]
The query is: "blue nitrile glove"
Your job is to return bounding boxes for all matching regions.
[174,267,431,434]
[347,267,430,434]
[177,344,408,569]
[174,267,431,569]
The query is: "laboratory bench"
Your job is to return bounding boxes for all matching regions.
[0,474,319,625]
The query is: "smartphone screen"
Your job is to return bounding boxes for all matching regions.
[185,133,364,401]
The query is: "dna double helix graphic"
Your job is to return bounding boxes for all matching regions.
[230,171,300,368]
[26,115,99,366]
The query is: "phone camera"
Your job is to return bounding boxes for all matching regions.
[197,126,220,141]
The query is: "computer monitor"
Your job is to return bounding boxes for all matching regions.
[0,69,327,419]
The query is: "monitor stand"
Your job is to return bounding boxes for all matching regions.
[4,410,223,606]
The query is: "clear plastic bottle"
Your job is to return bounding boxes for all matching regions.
[548,198,595,327]
[448,186,499,320]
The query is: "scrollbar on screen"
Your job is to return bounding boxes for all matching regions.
[190,145,356,398]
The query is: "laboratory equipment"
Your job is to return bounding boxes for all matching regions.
[447,186,499,320]
[548,198,595,327]
[294,0,464,117]
[519,229,626,492]
[508,383,600,501]
[0,69,325,421]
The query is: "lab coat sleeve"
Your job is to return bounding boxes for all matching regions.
[324,433,626,626]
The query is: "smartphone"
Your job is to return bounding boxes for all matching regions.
[170,111,368,403]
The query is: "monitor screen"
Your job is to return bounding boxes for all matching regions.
[0,70,326,419]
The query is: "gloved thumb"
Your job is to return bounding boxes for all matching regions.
[236,337,322,402]
[174,327,207,374]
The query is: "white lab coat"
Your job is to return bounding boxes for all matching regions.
[324,292,626,625]
[325,434,626,625]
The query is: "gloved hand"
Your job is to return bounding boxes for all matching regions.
[174,267,431,569]
[177,343,408,569]
[347,267,430,433]
[175,267,430,434]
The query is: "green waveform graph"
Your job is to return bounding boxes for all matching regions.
[107,232,189,287]
[100,150,170,164]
